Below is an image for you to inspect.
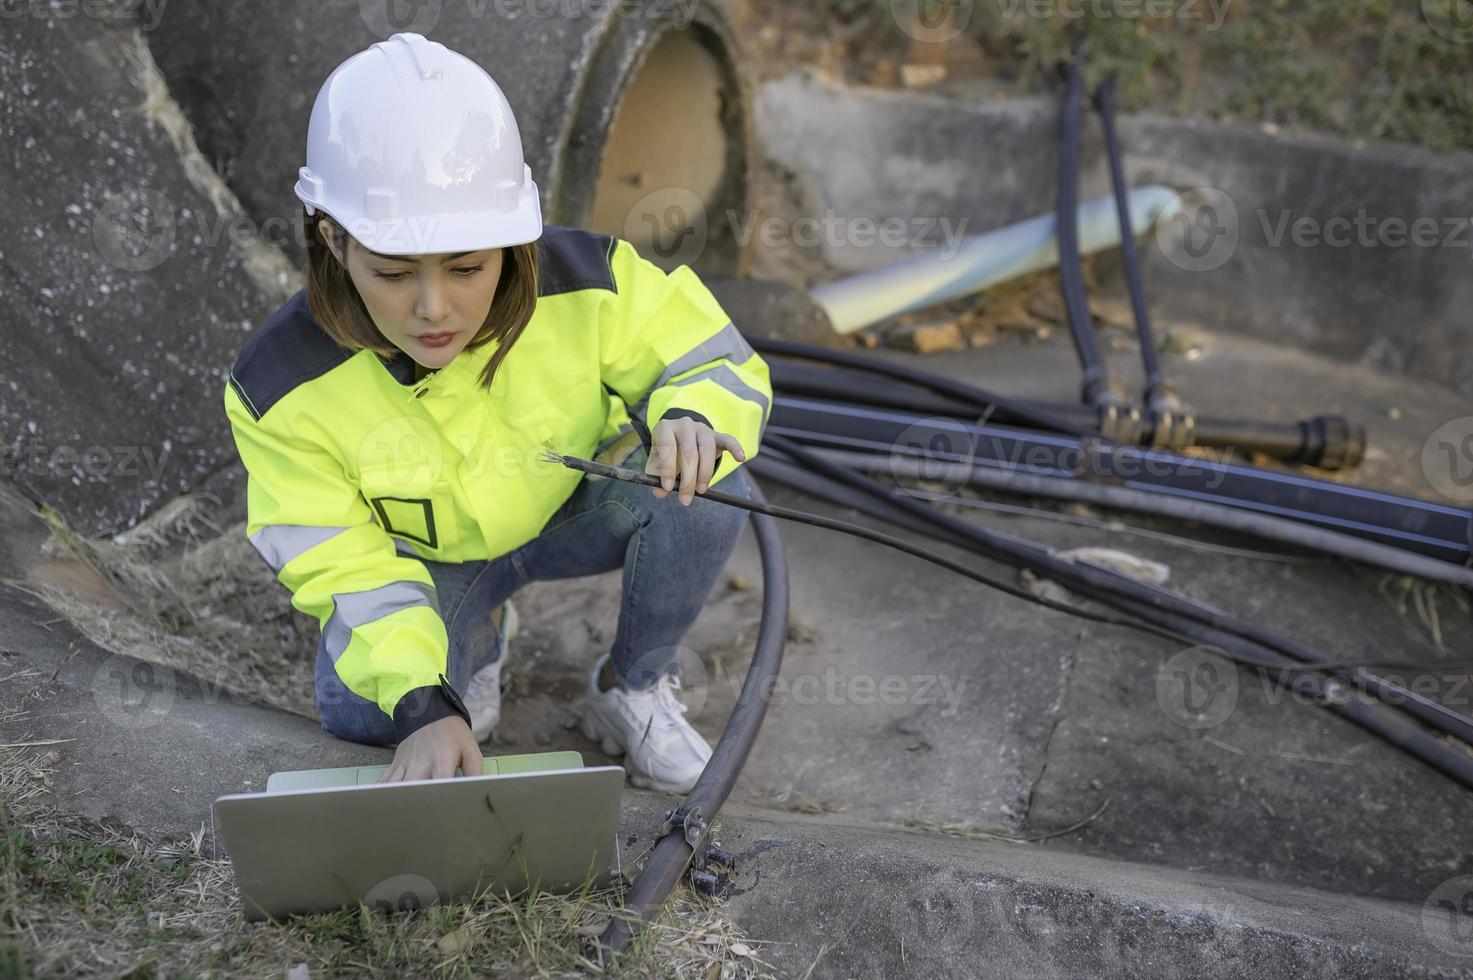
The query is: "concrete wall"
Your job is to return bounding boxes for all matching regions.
[756,71,1473,397]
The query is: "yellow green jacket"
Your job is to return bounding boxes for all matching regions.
[223,226,770,739]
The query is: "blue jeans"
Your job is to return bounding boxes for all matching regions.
[314,440,754,745]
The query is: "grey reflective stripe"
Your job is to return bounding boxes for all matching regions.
[322,580,441,664]
[393,537,419,557]
[651,322,754,391]
[635,364,770,431]
[249,524,350,572]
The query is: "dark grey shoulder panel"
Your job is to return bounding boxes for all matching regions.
[228,289,352,421]
[537,225,618,298]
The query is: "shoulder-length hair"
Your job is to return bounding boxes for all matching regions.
[301,209,540,391]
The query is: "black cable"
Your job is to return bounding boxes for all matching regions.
[1095,76,1163,395]
[543,451,1176,640]
[596,480,789,963]
[753,345,1442,561]
[1057,39,1112,406]
[749,336,1101,442]
[547,451,1473,676]
[760,435,1473,748]
[745,449,1473,793]
[809,445,1473,589]
[767,358,1358,467]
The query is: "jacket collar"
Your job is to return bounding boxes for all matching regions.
[382,349,419,387]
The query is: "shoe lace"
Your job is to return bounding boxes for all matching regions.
[638,673,692,745]
[465,663,499,700]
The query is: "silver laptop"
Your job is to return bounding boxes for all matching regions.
[214,751,625,921]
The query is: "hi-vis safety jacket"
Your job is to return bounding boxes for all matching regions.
[223,225,771,740]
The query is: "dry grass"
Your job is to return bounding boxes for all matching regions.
[23,496,315,719]
[0,743,782,978]
[1,500,793,976]
[756,785,847,818]
[904,798,1111,845]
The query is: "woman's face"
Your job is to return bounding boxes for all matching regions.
[321,217,505,369]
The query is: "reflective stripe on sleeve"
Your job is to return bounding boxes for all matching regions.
[248,524,350,572]
[322,580,441,663]
[635,363,771,431]
[651,322,755,391]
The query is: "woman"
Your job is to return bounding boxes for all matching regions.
[223,33,769,794]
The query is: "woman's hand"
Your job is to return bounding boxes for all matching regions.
[647,416,747,505]
[378,715,484,782]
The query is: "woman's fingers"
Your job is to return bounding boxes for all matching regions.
[714,432,746,462]
[652,422,679,493]
[679,430,702,505]
[647,420,747,502]
[459,740,485,778]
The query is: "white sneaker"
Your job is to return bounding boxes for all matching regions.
[464,600,518,742]
[579,653,712,795]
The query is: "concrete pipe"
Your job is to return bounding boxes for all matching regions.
[147,0,755,277]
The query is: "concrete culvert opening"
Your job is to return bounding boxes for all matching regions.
[589,30,737,273]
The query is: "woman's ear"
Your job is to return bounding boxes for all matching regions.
[317,216,346,267]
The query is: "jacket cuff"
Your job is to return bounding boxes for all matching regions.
[633,408,714,455]
[658,408,712,429]
[391,673,472,743]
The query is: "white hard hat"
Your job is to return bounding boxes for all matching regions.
[294,32,542,255]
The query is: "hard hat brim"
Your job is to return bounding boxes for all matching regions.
[328,202,544,256]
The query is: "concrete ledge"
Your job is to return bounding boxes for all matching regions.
[619,794,1473,978]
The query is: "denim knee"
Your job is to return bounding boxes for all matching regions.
[314,638,397,746]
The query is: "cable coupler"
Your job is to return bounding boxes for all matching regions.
[660,802,736,896]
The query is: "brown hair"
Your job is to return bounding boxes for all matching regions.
[301,209,540,391]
